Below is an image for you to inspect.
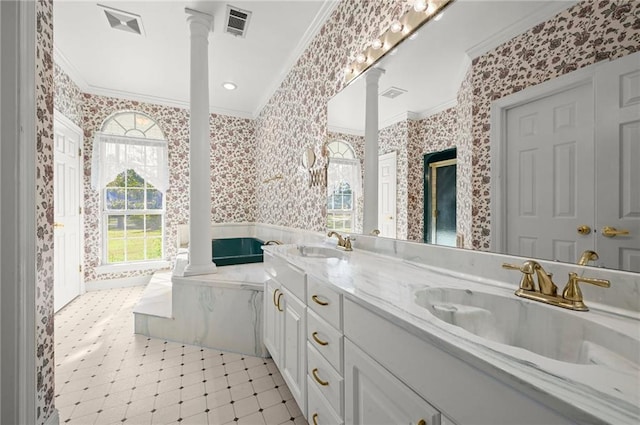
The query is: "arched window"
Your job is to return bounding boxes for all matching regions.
[94,111,167,263]
[326,140,360,232]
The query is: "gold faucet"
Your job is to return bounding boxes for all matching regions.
[502,261,610,311]
[577,250,598,266]
[327,231,353,251]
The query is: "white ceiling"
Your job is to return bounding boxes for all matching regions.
[328,0,578,134]
[54,0,337,119]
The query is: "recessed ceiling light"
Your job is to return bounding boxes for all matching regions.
[222,82,237,91]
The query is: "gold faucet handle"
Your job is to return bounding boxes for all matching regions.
[562,272,611,310]
[502,263,535,291]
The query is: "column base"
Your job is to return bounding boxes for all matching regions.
[175,262,217,277]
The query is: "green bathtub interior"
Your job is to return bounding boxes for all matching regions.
[212,238,265,266]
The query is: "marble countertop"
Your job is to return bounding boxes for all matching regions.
[264,243,640,425]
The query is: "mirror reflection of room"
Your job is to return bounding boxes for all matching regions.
[327,0,640,272]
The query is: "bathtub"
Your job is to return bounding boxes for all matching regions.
[212,237,265,266]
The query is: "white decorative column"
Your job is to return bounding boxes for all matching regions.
[182,8,216,276]
[363,68,385,234]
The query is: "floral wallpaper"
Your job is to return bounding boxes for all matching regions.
[255,0,407,232]
[469,0,640,249]
[35,0,55,422]
[53,62,83,127]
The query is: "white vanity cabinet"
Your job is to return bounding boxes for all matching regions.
[345,339,441,425]
[263,253,307,416]
[306,276,345,424]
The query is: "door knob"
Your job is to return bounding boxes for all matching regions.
[601,226,630,238]
[577,225,591,235]
[54,222,64,228]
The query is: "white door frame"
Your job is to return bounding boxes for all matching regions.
[0,0,39,424]
[490,60,605,253]
[54,109,86,303]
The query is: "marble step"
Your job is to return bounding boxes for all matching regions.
[133,272,173,319]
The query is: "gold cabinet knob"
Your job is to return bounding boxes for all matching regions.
[577,225,591,235]
[601,226,630,238]
[417,420,427,425]
[312,413,319,425]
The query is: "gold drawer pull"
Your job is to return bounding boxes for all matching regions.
[312,368,329,386]
[276,293,284,312]
[272,288,280,307]
[312,331,329,346]
[53,222,64,228]
[312,295,329,306]
[417,420,427,425]
[312,413,319,425]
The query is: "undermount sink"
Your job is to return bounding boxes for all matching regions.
[414,287,639,370]
[287,245,346,260]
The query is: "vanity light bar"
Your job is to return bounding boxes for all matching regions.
[344,0,454,85]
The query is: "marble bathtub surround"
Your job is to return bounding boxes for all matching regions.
[263,243,640,424]
[136,260,268,357]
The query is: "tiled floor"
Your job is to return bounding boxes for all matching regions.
[55,283,306,425]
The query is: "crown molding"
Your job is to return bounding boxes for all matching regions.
[53,45,90,91]
[327,125,364,137]
[380,111,411,130]
[82,85,254,119]
[466,0,579,59]
[413,98,458,120]
[252,0,340,119]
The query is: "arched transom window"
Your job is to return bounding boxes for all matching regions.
[95,111,167,263]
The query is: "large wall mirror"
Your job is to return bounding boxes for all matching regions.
[327,0,640,272]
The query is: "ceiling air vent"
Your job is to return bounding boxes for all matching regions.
[98,4,145,36]
[225,5,252,38]
[380,87,407,99]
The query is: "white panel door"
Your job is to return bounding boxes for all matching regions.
[595,52,640,272]
[378,152,397,238]
[54,115,83,312]
[506,82,595,263]
[263,279,282,363]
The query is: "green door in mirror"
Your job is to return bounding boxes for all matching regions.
[425,148,456,247]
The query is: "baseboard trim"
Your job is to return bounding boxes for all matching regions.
[85,275,152,291]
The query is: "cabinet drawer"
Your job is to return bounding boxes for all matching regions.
[307,343,343,416]
[307,277,342,330]
[307,375,344,425]
[266,253,306,300]
[308,309,343,374]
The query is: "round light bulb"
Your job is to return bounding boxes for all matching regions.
[222,82,237,90]
[390,20,403,33]
[371,38,383,50]
[413,0,427,12]
[426,2,437,15]
[355,53,367,64]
